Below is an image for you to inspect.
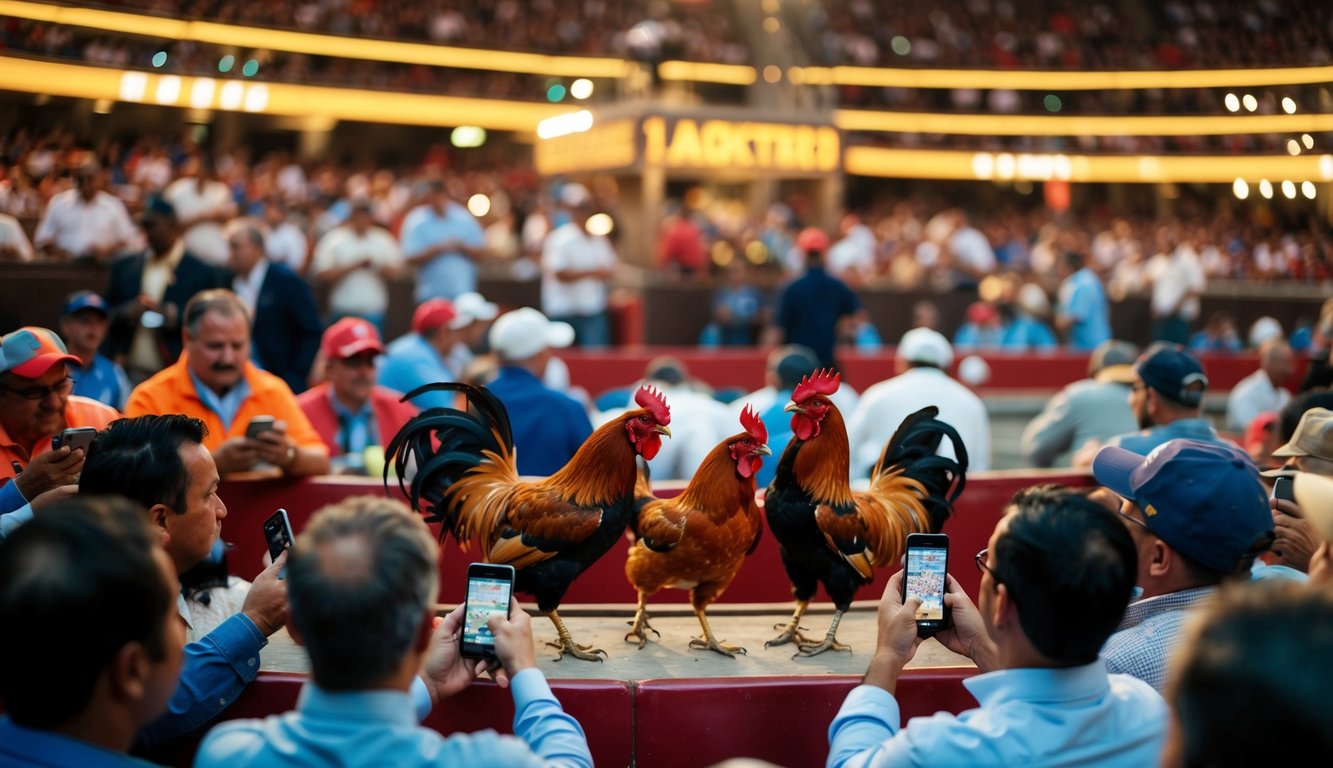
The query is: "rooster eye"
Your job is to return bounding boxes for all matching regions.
[638,415,650,423]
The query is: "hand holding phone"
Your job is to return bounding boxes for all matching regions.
[52,427,97,455]
[461,563,516,660]
[263,508,294,562]
[1271,475,1296,505]
[246,416,277,441]
[902,533,951,638]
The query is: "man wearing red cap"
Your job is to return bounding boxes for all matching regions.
[378,298,461,411]
[0,327,119,499]
[299,318,418,473]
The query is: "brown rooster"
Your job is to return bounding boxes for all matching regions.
[386,381,672,661]
[624,405,771,657]
[763,370,967,656]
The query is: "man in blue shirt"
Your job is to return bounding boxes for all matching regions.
[1106,345,1228,456]
[485,307,591,476]
[766,227,862,371]
[827,485,1166,768]
[58,290,132,410]
[400,179,485,302]
[195,496,593,768]
[0,496,185,768]
[1056,251,1111,351]
[379,298,461,411]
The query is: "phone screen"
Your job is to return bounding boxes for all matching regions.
[904,546,948,623]
[263,510,293,562]
[462,575,513,653]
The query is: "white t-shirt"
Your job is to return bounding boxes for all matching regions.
[1226,368,1291,432]
[846,367,991,477]
[312,225,403,315]
[1148,247,1206,320]
[164,177,236,266]
[33,189,138,257]
[266,222,309,273]
[0,213,33,260]
[541,222,617,318]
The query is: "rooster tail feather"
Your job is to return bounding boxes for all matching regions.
[870,406,969,532]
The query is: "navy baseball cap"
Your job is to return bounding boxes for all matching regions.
[1135,346,1208,406]
[1092,439,1273,574]
[63,290,109,317]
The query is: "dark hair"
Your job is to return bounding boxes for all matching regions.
[184,289,251,337]
[288,496,439,690]
[1169,582,1333,765]
[80,414,208,515]
[993,484,1137,664]
[1061,251,1084,270]
[0,496,172,727]
[1279,390,1333,444]
[768,344,819,390]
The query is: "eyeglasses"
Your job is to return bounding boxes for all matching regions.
[3,377,74,401]
[1116,506,1154,535]
[975,548,1000,584]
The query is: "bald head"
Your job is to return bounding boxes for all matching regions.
[1260,338,1294,388]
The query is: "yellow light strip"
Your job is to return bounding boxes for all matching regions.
[793,63,1333,91]
[835,109,1333,136]
[0,57,568,132]
[656,60,757,86]
[844,146,1333,183]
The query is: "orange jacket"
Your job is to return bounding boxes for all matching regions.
[0,396,120,483]
[125,356,325,455]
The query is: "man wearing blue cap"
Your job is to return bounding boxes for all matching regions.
[1092,439,1275,692]
[58,290,132,410]
[1105,345,1227,456]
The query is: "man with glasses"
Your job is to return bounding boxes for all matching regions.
[0,327,118,506]
[1105,345,1226,456]
[828,485,1165,768]
[1092,439,1275,692]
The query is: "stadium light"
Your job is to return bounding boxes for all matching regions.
[1224,93,1240,112]
[1289,140,1301,156]
[1282,180,1297,199]
[1233,178,1248,199]
[1282,97,1297,114]
[467,194,491,217]
[1302,181,1317,199]
[834,109,1333,137]
[1259,180,1274,199]
[1242,94,1258,112]
[569,78,594,99]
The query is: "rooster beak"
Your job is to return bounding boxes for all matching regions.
[783,402,802,414]
[757,443,772,456]
[655,425,672,437]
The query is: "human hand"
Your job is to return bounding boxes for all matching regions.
[931,574,997,671]
[18,446,85,499]
[862,571,923,691]
[241,551,289,636]
[213,436,260,474]
[420,605,488,703]
[488,598,537,680]
[252,423,296,469]
[30,483,79,511]
[1272,499,1317,572]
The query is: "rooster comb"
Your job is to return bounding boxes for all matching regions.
[634,385,671,424]
[739,404,767,445]
[791,368,841,404]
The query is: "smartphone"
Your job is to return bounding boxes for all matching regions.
[902,532,951,638]
[263,508,294,562]
[52,426,97,454]
[461,563,516,660]
[1271,475,1297,506]
[246,416,276,440]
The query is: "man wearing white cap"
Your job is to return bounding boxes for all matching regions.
[846,328,990,478]
[444,291,500,379]
[486,308,592,476]
[541,183,617,348]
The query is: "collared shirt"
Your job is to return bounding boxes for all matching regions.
[1101,585,1215,693]
[400,201,484,302]
[828,661,1166,768]
[487,367,592,477]
[71,353,133,410]
[311,225,402,315]
[0,212,33,261]
[378,334,457,411]
[164,177,234,266]
[32,189,137,257]
[231,260,270,315]
[188,367,253,432]
[129,241,187,374]
[847,367,991,476]
[1226,368,1291,432]
[0,395,120,483]
[1021,379,1137,468]
[0,717,161,768]
[329,388,379,455]
[195,668,593,768]
[266,222,309,273]
[1057,267,1111,351]
[1105,417,1229,457]
[773,266,861,369]
[542,222,617,318]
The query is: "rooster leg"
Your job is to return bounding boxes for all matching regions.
[764,600,815,648]
[688,608,745,657]
[624,593,660,648]
[794,610,853,657]
[544,610,607,662]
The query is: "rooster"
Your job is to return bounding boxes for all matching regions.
[764,369,967,657]
[386,381,672,661]
[623,406,771,657]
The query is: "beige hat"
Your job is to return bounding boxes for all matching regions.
[1295,472,1333,544]
[1272,408,1333,461]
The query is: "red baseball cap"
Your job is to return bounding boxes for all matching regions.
[321,317,385,360]
[412,299,457,334]
[796,227,830,254]
[0,327,81,378]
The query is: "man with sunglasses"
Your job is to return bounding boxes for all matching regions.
[0,327,119,507]
[297,318,417,475]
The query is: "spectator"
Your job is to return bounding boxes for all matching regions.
[125,290,329,477]
[1242,411,1282,472]
[825,212,877,287]
[953,301,1005,350]
[1055,251,1111,351]
[103,195,230,381]
[611,356,731,481]
[58,290,132,410]
[32,162,136,262]
[261,197,309,274]
[1021,340,1139,468]
[656,200,708,280]
[728,343,860,424]
[541,183,618,348]
[0,210,34,261]
[1163,582,1333,766]
[702,259,767,347]
[226,220,323,393]
[79,414,290,745]
[1092,439,1275,692]
[194,496,594,768]
[765,227,862,370]
[164,154,237,267]
[1147,229,1206,345]
[0,496,185,765]
[1187,311,1243,354]
[999,283,1058,351]
[1246,316,1285,349]
[311,198,403,332]
[298,318,417,475]
[1226,337,1294,432]
[379,299,461,411]
[1267,407,1333,573]
[827,485,1164,767]
[443,291,500,383]
[848,328,990,477]
[401,178,485,302]
[486,308,591,476]
[1106,346,1225,456]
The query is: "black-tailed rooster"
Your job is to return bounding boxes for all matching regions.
[386,382,672,661]
[764,370,967,656]
[623,405,771,657]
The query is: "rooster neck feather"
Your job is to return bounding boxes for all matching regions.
[677,437,756,515]
[791,405,854,507]
[545,417,640,506]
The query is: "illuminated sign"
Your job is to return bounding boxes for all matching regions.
[643,117,840,173]
[535,118,637,176]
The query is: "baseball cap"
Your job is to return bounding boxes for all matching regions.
[1088,340,1139,384]
[321,317,384,360]
[448,292,499,330]
[771,345,819,390]
[0,327,81,378]
[1294,472,1333,546]
[559,183,592,209]
[412,299,457,334]
[1272,407,1333,461]
[1093,439,1273,574]
[62,290,109,317]
[1134,346,1208,406]
[897,327,954,369]
[966,301,999,326]
[795,227,830,254]
[488,308,574,361]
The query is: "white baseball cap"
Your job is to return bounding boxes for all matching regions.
[897,327,954,369]
[559,182,592,209]
[449,292,499,330]
[489,308,575,361]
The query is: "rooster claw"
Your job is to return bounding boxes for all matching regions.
[546,639,608,662]
[764,625,813,649]
[689,637,746,657]
[624,612,660,648]
[793,636,852,658]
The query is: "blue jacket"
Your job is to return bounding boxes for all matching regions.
[252,263,323,394]
[487,367,592,476]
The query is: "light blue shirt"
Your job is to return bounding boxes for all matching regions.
[827,661,1166,768]
[187,369,252,433]
[71,353,132,411]
[400,202,485,302]
[328,388,378,455]
[1058,267,1111,351]
[1001,316,1059,351]
[1105,417,1225,457]
[0,717,160,768]
[195,668,593,768]
[378,334,457,411]
[0,503,33,542]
